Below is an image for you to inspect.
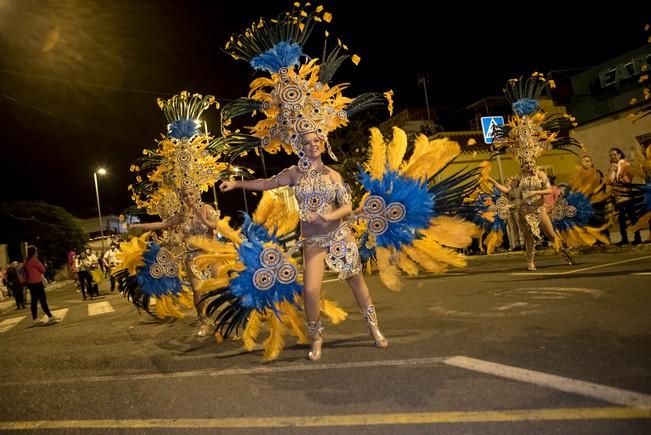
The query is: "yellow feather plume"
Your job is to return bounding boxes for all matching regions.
[402,138,461,181]
[216,216,243,245]
[402,245,447,274]
[569,167,602,196]
[196,277,231,293]
[552,237,563,253]
[253,190,276,225]
[421,216,476,248]
[262,313,285,361]
[366,127,387,180]
[252,189,299,237]
[386,126,408,171]
[242,311,262,351]
[320,298,348,324]
[156,295,184,319]
[384,90,394,116]
[404,134,430,171]
[279,302,309,344]
[178,290,194,309]
[397,253,420,277]
[115,233,150,275]
[402,237,467,274]
[376,247,403,291]
[484,230,504,254]
[478,161,493,192]
[416,238,467,268]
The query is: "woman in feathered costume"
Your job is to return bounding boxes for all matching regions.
[117,92,227,335]
[488,73,586,271]
[220,128,388,360]
[215,4,392,360]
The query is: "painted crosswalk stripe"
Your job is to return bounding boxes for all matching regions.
[39,308,69,324]
[0,316,27,333]
[444,356,651,408]
[88,301,115,316]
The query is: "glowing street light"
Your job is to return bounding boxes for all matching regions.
[93,168,107,253]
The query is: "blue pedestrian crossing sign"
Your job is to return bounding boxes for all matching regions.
[481,116,504,144]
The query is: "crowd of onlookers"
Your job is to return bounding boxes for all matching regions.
[0,239,122,319]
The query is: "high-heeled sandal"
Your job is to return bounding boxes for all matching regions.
[561,248,576,265]
[196,322,211,337]
[363,305,388,348]
[306,321,324,361]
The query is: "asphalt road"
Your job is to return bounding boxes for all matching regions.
[0,247,650,434]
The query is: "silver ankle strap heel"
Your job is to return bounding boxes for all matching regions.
[306,321,324,361]
[362,305,388,348]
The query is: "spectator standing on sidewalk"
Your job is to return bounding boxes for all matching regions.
[24,246,59,324]
[3,261,26,309]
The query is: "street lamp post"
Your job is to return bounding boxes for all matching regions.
[94,168,107,254]
[233,167,249,215]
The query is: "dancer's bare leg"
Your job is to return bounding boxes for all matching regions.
[186,257,209,336]
[540,210,575,264]
[519,213,537,270]
[302,243,327,360]
[342,234,387,348]
[346,273,388,348]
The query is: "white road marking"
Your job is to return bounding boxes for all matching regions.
[511,255,651,276]
[0,316,27,333]
[494,302,528,311]
[87,301,115,316]
[444,356,651,408]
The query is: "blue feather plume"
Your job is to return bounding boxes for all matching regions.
[250,42,304,73]
[168,119,201,139]
[135,243,183,297]
[467,187,508,234]
[512,98,540,116]
[228,215,302,312]
[358,170,435,250]
[553,191,593,232]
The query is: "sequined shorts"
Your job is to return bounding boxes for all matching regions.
[301,223,361,280]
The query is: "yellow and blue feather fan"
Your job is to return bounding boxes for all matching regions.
[356,127,481,291]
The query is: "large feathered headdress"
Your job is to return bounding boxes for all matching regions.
[218,3,393,168]
[129,91,226,218]
[492,73,581,165]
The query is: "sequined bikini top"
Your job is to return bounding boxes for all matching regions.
[179,204,213,237]
[519,172,549,206]
[293,166,351,222]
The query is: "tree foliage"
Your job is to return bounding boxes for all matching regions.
[0,201,88,269]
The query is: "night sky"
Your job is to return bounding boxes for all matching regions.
[0,0,647,218]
